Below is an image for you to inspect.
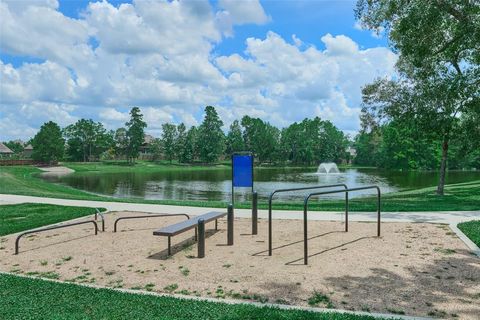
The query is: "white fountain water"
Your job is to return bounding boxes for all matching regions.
[317,162,340,174]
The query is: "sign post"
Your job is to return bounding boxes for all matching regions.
[231,151,254,207]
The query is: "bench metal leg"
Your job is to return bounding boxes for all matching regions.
[252,191,258,235]
[227,204,234,245]
[215,219,218,231]
[168,236,171,256]
[345,191,349,232]
[198,219,205,258]
[195,227,198,241]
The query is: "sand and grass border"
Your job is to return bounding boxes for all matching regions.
[0,271,424,320]
[453,221,480,256]
[1,203,479,319]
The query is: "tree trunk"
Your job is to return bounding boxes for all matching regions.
[436,137,449,195]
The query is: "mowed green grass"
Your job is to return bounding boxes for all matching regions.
[0,203,104,236]
[0,273,384,320]
[1,164,479,212]
[65,160,230,173]
[0,166,105,200]
[458,220,480,247]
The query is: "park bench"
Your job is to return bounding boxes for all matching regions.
[153,209,233,258]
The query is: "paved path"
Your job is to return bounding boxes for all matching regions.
[1,194,478,224]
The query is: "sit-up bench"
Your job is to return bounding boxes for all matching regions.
[153,206,233,258]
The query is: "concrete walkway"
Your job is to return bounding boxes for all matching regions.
[1,193,478,224]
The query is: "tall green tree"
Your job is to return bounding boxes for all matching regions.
[225,120,244,156]
[319,120,348,163]
[280,117,347,165]
[63,119,113,162]
[448,107,480,169]
[114,128,128,159]
[355,0,480,194]
[353,131,378,167]
[150,138,163,161]
[175,123,187,161]
[31,121,65,164]
[161,123,177,163]
[198,106,225,163]
[241,116,279,163]
[376,120,440,170]
[181,126,198,163]
[125,107,147,164]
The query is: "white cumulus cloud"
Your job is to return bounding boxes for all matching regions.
[0,0,396,141]
[216,0,270,36]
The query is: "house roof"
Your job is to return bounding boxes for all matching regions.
[143,134,155,144]
[24,144,33,150]
[0,142,14,154]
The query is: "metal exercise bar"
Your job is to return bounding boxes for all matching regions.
[95,208,105,232]
[227,204,234,245]
[252,191,258,235]
[268,183,348,256]
[303,185,381,265]
[15,220,98,255]
[113,213,190,232]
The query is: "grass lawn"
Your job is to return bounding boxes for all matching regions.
[457,220,480,247]
[65,160,230,173]
[0,166,106,201]
[1,164,479,212]
[0,203,104,236]
[0,273,385,320]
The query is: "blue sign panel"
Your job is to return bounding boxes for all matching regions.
[232,155,253,187]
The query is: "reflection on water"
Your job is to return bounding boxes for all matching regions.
[42,167,480,202]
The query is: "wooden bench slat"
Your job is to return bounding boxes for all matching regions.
[153,211,226,236]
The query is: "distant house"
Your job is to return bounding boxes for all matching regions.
[346,147,357,158]
[0,142,14,158]
[345,147,356,164]
[139,134,155,157]
[23,144,34,158]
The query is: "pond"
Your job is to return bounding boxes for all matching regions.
[41,167,480,203]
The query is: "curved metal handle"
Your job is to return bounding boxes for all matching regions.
[113,213,190,232]
[15,220,98,255]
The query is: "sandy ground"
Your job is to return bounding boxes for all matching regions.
[1,212,479,319]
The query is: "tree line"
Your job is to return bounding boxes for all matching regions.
[155,107,349,165]
[353,112,480,170]
[21,107,147,164]
[19,105,349,165]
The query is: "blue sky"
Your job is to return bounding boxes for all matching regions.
[0,0,395,140]
[218,1,388,53]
